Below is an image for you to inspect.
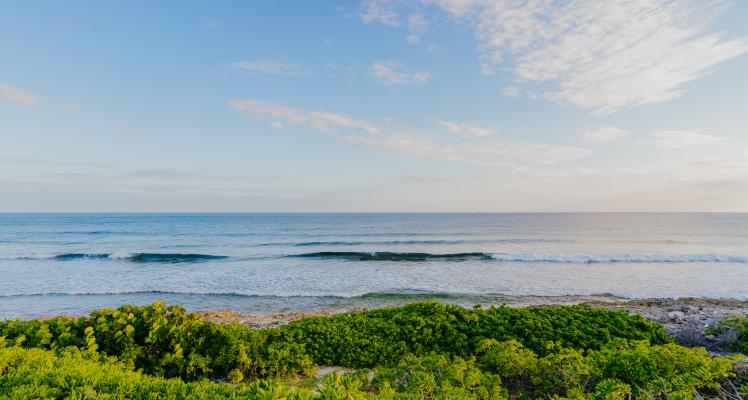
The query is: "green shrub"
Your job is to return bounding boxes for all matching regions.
[0,303,743,400]
[0,346,312,400]
[0,302,309,381]
[708,315,748,354]
[227,368,244,384]
[0,302,670,383]
[474,338,739,399]
[276,302,672,368]
[373,354,505,400]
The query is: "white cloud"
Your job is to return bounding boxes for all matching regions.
[422,0,484,17]
[372,1,748,113]
[361,0,399,26]
[369,61,434,86]
[232,60,306,77]
[406,12,428,44]
[344,133,592,168]
[229,99,380,134]
[436,119,492,137]
[647,130,726,149]
[501,86,519,97]
[230,99,589,168]
[579,126,627,143]
[0,84,39,107]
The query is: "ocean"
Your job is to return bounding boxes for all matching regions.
[1,213,747,319]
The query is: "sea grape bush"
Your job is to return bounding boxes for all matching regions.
[473,338,739,398]
[0,341,740,399]
[0,301,671,383]
[708,315,748,355]
[0,302,292,380]
[275,302,672,367]
[3,301,740,399]
[0,346,313,400]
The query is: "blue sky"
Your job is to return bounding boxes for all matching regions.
[1,0,748,211]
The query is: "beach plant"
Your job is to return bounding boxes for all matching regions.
[2,300,731,398]
[471,338,739,399]
[275,302,672,368]
[1,301,671,383]
[372,354,505,400]
[0,346,313,400]
[0,311,744,399]
[0,302,296,381]
[707,315,748,354]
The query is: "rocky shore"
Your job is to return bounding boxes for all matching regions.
[586,297,748,354]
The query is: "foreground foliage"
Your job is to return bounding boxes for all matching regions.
[709,315,748,355]
[0,340,739,399]
[279,302,671,367]
[0,302,742,399]
[0,346,309,400]
[0,302,670,382]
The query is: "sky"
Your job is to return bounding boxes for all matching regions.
[1,0,748,212]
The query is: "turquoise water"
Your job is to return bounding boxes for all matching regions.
[1,213,747,319]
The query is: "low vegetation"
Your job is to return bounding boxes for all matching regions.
[0,302,745,399]
[709,315,748,355]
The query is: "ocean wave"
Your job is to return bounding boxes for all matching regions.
[58,230,135,235]
[3,251,746,264]
[293,240,480,246]
[0,290,353,299]
[488,253,748,263]
[2,289,747,303]
[290,251,748,263]
[0,289,620,301]
[52,253,112,260]
[0,253,228,263]
[290,251,494,261]
[254,238,564,247]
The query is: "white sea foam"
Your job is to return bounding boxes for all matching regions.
[488,253,748,263]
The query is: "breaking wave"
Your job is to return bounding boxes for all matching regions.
[3,251,746,264]
[291,251,748,263]
[291,252,496,261]
[488,253,748,263]
[0,253,228,263]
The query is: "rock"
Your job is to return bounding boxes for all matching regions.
[680,305,698,314]
[314,366,354,379]
[667,310,685,323]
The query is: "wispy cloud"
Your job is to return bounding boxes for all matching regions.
[0,157,114,168]
[579,126,627,143]
[436,120,492,138]
[229,99,380,134]
[501,86,519,97]
[647,130,726,149]
[0,84,39,108]
[230,99,590,168]
[232,60,307,77]
[361,0,399,26]
[344,134,591,168]
[463,0,748,113]
[366,1,748,113]
[407,12,428,44]
[369,61,434,86]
